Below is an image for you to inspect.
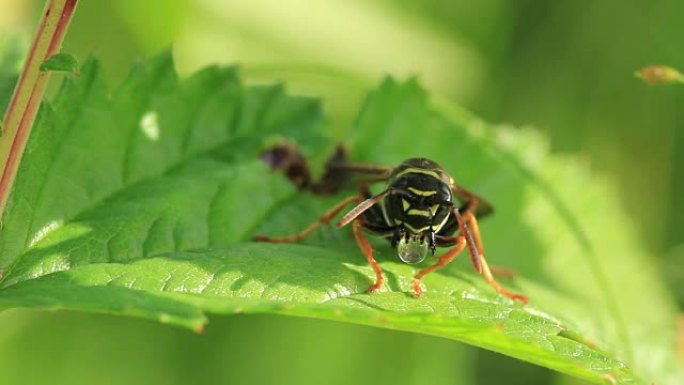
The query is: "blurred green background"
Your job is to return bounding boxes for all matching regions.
[0,1,682,384]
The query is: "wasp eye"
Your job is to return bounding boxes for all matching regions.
[397,236,428,264]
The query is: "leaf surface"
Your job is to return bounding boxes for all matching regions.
[0,54,680,385]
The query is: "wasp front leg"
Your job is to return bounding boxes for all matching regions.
[352,218,385,293]
[254,195,362,243]
[412,236,467,296]
[336,189,397,293]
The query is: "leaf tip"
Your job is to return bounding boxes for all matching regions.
[39,53,80,76]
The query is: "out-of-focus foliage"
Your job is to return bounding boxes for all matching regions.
[39,53,79,75]
[1,1,682,385]
[0,36,24,107]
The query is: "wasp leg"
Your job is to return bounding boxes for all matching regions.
[412,236,467,296]
[435,234,517,279]
[489,266,518,280]
[462,208,484,272]
[352,218,384,293]
[312,146,391,194]
[253,195,362,243]
[329,161,392,177]
[456,209,527,304]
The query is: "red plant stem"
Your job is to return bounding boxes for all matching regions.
[0,0,79,220]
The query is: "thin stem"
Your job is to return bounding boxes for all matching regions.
[0,0,79,220]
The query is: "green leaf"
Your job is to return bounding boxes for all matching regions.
[0,53,681,385]
[0,37,24,125]
[39,53,79,75]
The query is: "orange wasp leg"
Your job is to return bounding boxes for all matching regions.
[488,266,517,280]
[352,218,384,293]
[412,236,467,296]
[455,208,528,304]
[463,208,485,261]
[254,195,362,243]
[435,235,517,279]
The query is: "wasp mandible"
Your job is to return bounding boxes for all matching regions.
[255,156,527,303]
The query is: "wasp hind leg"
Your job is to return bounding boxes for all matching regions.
[253,195,362,243]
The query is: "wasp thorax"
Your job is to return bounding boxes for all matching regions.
[397,235,429,264]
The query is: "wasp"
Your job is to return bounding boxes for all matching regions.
[255,155,527,303]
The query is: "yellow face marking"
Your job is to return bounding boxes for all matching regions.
[394,168,441,180]
[404,222,431,233]
[406,205,441,217]
[380,200,394,226]
[432,211,450,233]
[407,208,431,217]
[402,198,411,211]
[407,187,437,196]
[403,205,450,234]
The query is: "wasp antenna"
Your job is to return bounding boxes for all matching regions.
[337,189,390,228]
[452,207,483,273]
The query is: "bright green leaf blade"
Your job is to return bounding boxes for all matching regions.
[0,53,681,385]
[0,244,636,383]
[0,272,206,330]
[39,53,79,75]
